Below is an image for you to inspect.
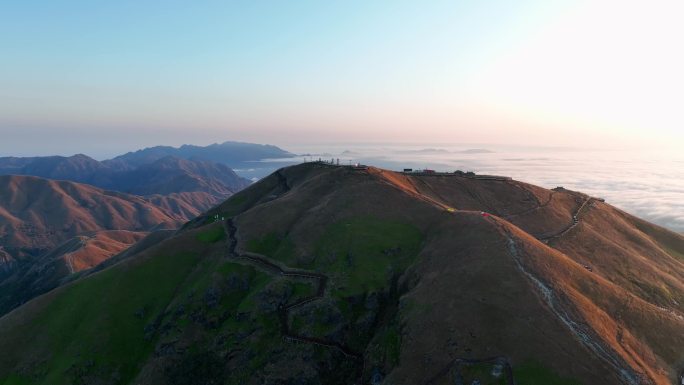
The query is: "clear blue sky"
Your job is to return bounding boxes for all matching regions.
[1,0,682,157]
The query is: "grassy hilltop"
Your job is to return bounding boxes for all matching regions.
[0,163,682,385]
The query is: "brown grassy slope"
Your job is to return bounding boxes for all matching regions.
[57,230,149,273]
[0,175,211,259]
[0,230,149,314]
[232,166,443,256]
[0,175,218,315]
[215,164,683,384]
[494,219,682,385]
[145,191,222,220]
[414,174,684,315]
[388,213,624,385]
[386,169,684,384]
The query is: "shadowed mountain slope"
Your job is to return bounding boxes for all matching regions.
[0,154,251,198]
[13,154,112,186]
[114,156,250,196]
[0,163,681,385]
[105,141,294,169]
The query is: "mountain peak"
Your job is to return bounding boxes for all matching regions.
[1,162,681,384]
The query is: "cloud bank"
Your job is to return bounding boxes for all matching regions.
[281,144,684,233]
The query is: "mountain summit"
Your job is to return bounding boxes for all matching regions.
[0,162,681,385]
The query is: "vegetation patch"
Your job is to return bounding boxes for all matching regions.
[213,175,279,219]
[289,281,315,302]
[513,361,581,385]
[154,261,284,385]
[382,324,402,366]
[195,224,226,243]
[0,251,199,385]
[459,362,507,385]
[215,194,248,218]
[1,374,31,385]
[314,217,423,295]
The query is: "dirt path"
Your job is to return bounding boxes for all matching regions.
[223,219,364,366]
[490,218,646,385]
[412,177,453,207]
[536,196,594,241]
[215,166,645,383]
[212,169,365,378]
[64,252,75,274]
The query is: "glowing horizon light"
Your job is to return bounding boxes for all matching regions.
[0,0,682,155]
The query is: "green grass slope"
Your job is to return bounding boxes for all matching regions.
[0,162,681,385]
[0,245,200,384]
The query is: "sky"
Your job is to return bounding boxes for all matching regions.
[1,0,683,158]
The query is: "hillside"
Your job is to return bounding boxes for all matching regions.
[16,154,112,186]
[113,156,250,196]
[0,175,220,315]
[0,163,682,385]
[0,175,193,259]
[0,230,148,315]
[0,154,250,198]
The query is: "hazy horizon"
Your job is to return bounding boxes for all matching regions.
[2,0,683,155]
[1,1,681,229]
[2,137,676,161]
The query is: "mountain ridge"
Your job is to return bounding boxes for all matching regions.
[0,174,225,316]
[0,163,681,384]
[106,140,294,169]
[0,153,250,198]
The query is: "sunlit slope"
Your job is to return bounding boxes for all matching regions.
[0,163,681,385]
[0,175,223,317]
[0,175,203,259]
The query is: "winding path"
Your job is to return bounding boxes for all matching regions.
[64,252,75,274]
[223,219,363,360]
[216,166,642,383]
[213,169,365,380]
[372,169,455,212]
[490,218,646,385]
[536,196,594,241]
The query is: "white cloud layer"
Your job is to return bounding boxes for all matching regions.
[283,144,684,233]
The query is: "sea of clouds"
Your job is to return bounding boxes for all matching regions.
[260,144,683,233]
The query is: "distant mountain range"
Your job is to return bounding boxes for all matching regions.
[0,141,292,316]
[0,141,297,195]
[0,174,213,314]
[106,140,294,169]
[0,154,251,198]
